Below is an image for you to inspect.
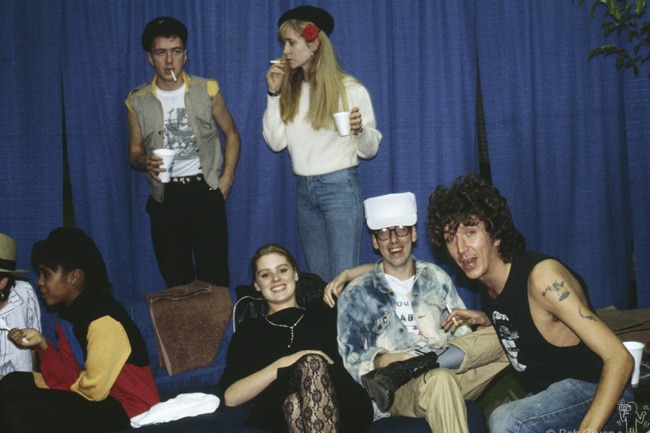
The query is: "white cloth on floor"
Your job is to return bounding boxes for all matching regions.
[130,393,220,428]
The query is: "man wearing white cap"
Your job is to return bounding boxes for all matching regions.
[0,233,41,376]
[335,193,507,433]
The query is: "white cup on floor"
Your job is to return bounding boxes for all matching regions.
[623,341,645,386]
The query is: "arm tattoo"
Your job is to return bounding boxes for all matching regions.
[542,280,570,301]
[579,307,596,321]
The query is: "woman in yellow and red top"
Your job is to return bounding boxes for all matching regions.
[0,227,159,433]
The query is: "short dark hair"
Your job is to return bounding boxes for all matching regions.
[0,272,15,302]
[141,16,188,53]
[32,227,112,294]
[0,272,16,289]
[427,173,525,263]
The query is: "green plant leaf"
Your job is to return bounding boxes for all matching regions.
[616,55,625,68]
[636,0,647,15]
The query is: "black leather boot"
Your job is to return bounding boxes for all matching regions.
[361,352,439,411]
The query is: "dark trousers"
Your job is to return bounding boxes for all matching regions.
[0,372,130,433]
[147,178,229,288]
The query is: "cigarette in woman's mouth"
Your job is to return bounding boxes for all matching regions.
[171,70,177,82]
[269,60,283,64]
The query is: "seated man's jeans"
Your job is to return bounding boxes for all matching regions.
[489,378,635,433]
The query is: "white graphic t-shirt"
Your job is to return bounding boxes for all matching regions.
[384,274,420,336]
[156,84,201,177]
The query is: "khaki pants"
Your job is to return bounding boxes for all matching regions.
[388,326,509,433]
[451,326,510,400]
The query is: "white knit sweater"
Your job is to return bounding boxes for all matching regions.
[262,79,382,176]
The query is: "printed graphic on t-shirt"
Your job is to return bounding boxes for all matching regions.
[385,274,421,336]
[164,107,197,156]
[492,310,527,372]
[395,298,421,336]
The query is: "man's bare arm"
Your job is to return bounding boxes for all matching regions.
[530,260,633,433]
[211,91,240,200]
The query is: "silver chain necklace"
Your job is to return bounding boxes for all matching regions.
[265,309,306,348]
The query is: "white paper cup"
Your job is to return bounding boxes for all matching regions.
[623,341,645,386]
[153,149,175,183]
[332,111,351,136]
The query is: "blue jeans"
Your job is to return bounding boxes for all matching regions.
[296,167,364,282]
[489,378,635,433]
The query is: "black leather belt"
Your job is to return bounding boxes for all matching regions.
[171,175,203,184]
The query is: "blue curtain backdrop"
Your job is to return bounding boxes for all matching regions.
[1,0,63,272]
[475,1,648,308]
[1,1,648,314]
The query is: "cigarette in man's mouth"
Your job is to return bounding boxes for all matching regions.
[171,70,177,82]
[446,304,459,327]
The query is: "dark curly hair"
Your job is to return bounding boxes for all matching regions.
[427,173,525,263]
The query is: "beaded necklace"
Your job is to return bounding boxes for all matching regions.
[265,308,306,348]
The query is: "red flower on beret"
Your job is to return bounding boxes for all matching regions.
[301,23,320,42]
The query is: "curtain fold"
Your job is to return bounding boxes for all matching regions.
[476,1,639,308]
[2,0,648,311]
[57,0,482,305]
[624,74,650,307]
[0,0,64,272]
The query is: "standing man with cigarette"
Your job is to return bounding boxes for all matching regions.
[335,192,508,432]
[126,17,240,288]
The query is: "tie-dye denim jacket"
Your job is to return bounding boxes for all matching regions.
[337,258,470,382]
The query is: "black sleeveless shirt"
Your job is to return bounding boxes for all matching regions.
[483,251,603,393]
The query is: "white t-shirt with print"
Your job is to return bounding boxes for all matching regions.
[156,84,202,177]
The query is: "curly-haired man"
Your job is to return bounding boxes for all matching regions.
[428,173,634,433]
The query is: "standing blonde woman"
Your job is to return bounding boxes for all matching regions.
[263,5,382,282]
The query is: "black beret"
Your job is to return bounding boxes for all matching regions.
[141,16,188,52]
[278,5,334,36]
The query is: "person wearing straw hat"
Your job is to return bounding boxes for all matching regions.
[0,227,159,433]
[0,233,41,377]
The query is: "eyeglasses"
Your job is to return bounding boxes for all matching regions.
[372,226,412,241]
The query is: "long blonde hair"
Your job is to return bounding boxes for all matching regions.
[278,20,358,130]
